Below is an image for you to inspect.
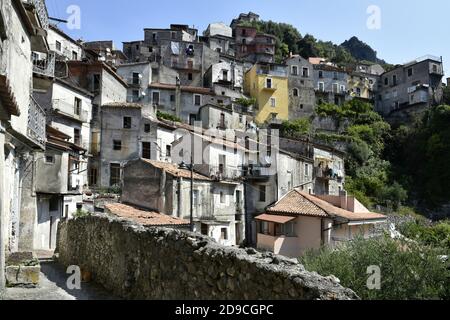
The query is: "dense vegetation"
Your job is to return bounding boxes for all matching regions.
[157,111,182,123]
[386,105,450,209]
[240,20,383,66]
[300,236,449,300]
[399,219,450,250]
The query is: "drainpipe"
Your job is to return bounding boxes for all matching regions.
[0,124,5,290]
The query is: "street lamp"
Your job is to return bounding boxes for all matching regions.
[179,158,194,232]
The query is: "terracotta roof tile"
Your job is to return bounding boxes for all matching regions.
[105,203,189,227]
[267,189,387,222]
[141,159,212,181]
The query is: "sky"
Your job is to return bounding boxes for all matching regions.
[45,0,450,77]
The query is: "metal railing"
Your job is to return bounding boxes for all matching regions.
[208,165,242,182]
[27,96,46,149]
[24,0,49,30]
[32,51,55,77]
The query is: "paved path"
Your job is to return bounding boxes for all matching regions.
[1,253,118,300]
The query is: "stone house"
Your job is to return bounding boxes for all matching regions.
[285,55,316,119]
[122,159,245,246]
[201,22,235,57]
[197,103,253,132]
[116,61,153,105]
[233,25,276,64]
[375,55,444,122]
[313,64,349,106]
[34,126,86,250]
[255,190,386,257]
[0,0,50,287]
[83,40,128,67]
[66,60,128,187]
[47,24,82,62]
[204,60,245,93]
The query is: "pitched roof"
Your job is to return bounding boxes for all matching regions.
[105,203,189,227]
[267,189,387,222]
[141,159,212,181]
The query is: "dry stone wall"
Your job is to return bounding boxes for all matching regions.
[56,215,359,300]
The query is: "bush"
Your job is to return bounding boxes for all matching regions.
[400,220,450,251]
[157,111,182,123]
[300,236,450,300]
[73,210,91,219]
[281,118,311,138]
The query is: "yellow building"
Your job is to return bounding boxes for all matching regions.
[348,72,376,100]
[244,63,289,124]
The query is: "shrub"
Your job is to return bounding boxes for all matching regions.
[281,118,311,138]
[300,236,450,300]
[157,111,182,123]
[400,220,450,251]
[73,210,91,219]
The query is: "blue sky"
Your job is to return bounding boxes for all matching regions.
[46,0,449,76]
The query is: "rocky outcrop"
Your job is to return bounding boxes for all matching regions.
[56,215,359,300]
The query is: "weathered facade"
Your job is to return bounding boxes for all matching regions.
[285,55,316,119]
[313,64,349,106]
[375,55,444,123]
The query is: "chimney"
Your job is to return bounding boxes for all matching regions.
[340,190,348,210]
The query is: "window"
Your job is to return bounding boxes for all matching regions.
[222,70,228,81]
[49,196,59,212]
[260,221,269,235]
[219,113,225,128]
[89,167,98,186]
[302,67,309,77]
[270,98,276,108]
[152,91,160,105]
[55,40,61,52]
[318,82,325,92]
[142,142,151,159]
[110,164,121,186]
[93,74,101,92]
[113,140,122,151]
[74,97,81,115]
[305,164,309,176]
[319,71,323,78]
[201,224,208,236]
[193,190,200,206]
[72,51,78,60]
[408,68,413,77]
[188,73,193,81]
[220,192,225,204]
[432,64,438,73]
[132,72,140,85]
[293,88,299,97]
[170,94,175,102]
[259,185,266,202]
[392,75,397,86]
[123,117,132,129]
[144,123,151,133]
[220,228,228,240]
[216,48,222,53]
[74,128,81,146]
[384,77,389,86]
[333,72,338,80]
[291,65,298,76]
[194,94,202,106]
[340,85,346,93]
[332,83,338,93]
[189,114,196,125]
[45,155,55,164]
[166,145,172,157]
[266,78,273,89]
[171,31,176,40]
[132,90,139,101]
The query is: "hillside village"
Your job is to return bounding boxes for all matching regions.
[0,1,449,299]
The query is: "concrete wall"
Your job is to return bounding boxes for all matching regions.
[35,150,69,194]
[56,215,358,300]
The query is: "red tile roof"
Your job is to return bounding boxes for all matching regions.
[255,214,296,224]
[105,203,189,227]
[267,189,387,222]
[141,159,212,181]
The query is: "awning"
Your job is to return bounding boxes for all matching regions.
[255,214,296,224]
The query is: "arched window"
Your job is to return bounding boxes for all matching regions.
[293,88,299,97]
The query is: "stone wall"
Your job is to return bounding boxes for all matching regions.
[56,215,358,300]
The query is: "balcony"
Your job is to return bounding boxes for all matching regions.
[262,83,278,91]
[32,51,55,78]
[242,164,272,181]
[24,0,49,30]
[256,69,286,77]
[27,96,46,149]
[127,77,142,87]
[52,100,89,123]
[314,166,342,182]
[208,165,242,182]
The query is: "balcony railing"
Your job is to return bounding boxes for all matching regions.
[27,96,46,149]
[32,51,55,78]
[52,100,89,123]
[127,77,142,86]
[24,0,49,30]
[208,165,242,182]
[242,164,272,180]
